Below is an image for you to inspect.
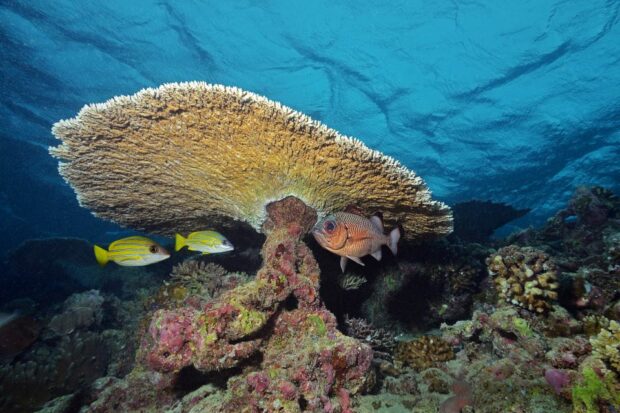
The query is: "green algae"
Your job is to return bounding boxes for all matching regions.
[572,367,620,413]
[306,314,327,336]
[234,307,267,334]
[513,317,533,337]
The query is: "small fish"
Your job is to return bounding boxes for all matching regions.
[94,236,170,267]
[312,211,401,272]
[175,230,234,254]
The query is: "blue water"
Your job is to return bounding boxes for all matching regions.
[1,1,620,256]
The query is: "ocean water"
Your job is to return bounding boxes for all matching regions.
[1,1,619,412]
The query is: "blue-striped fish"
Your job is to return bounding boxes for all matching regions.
[94,236,170,267]
[175,230,234,254]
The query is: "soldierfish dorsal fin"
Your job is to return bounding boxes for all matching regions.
[343,204,366,217]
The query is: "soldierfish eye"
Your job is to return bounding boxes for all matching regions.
[149,245,158,254]
[323,220,336,233]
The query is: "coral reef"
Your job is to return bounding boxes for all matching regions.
[590,320,620,374]
[50,82,452,239]
[0,332,112,412]
[82,197,373,412]
[344,315,396,361]
[47,289,104,336]
[169,260,251,301]
[0,315,40,361]
[487,245,559,313]
[394,336,454,370]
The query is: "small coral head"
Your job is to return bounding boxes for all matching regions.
[312,214,347,252]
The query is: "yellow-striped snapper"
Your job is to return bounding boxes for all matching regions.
[94,236,170,267]
[175,230,234,254]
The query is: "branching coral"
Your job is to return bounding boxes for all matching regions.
[487,245,559,313]
[50,82,452,239]
[344,315,396,360]
[394,336,454,370]
[337,273,367,291]
[169,260,250,300]
[590,320,620,375]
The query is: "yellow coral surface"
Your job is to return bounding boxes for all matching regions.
[487,245,559,313]
[50,82,452,237]
[591,320,620,375]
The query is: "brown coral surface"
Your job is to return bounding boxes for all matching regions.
[394,336,455,370]
[50,82,452,239]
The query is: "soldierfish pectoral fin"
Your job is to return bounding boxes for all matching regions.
[348,256,365,267]
[371,249,382,261]
[388,225,401,256]
[94,245,109,267]
[340,256,348,273]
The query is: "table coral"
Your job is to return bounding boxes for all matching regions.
[50,82,452,240]
[487,245,559,313]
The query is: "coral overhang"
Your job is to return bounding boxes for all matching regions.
[50,82,452,239]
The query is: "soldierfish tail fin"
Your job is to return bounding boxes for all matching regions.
[94,245,109,267]
[175,234,186,252]
[388,225,401,256]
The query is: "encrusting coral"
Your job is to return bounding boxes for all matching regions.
[394,336,454,370]
[50,82,452,239]
[487,245,559,313]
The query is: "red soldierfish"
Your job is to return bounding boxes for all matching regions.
[312,212,401,272]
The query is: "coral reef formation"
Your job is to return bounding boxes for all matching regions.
[344,315,396,361]
[168,260,251,301]
[590,320,620,375]
[394,336,454,370]
[50,82,452,239]
[82,197,373,412]
[47,289,104,336]
[487,245,559,313]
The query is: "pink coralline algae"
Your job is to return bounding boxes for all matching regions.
[544,368,572,395]
[439,379,472,413]
[88,197,373,412]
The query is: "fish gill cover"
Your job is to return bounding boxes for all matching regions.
[0,1,619,254]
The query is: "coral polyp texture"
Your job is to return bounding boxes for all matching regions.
[394,336,455,370]
[50,82,452,239]
[487,245,559,313]
[590,320,620,375]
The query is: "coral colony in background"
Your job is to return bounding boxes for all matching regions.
[0,83,618,413]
